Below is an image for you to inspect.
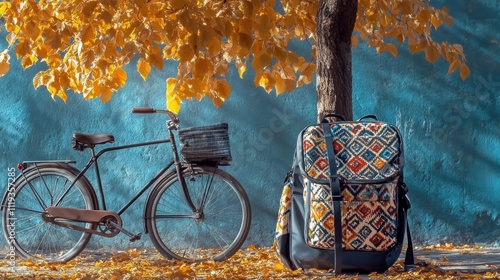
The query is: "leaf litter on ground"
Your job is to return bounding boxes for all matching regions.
[0,243,498,279]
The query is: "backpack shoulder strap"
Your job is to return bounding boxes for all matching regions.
[400,182,415,271]
[321,123,343,274]
[405,219,415,270]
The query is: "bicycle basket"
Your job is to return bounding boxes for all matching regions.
[178,123,232,164]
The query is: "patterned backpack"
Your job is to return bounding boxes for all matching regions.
[275,114,414,274]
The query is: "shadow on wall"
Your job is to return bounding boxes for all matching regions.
[352,0,500,245]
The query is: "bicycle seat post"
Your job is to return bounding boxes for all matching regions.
[89,145,107,211]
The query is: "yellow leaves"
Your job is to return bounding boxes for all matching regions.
[272,46,288,64]
[33,70,51,90]
[47,81,68,103]
[376,43,398,58]
[236,59,246,79]
[214,80,231,99]
[2,246,496,280]
[15,40,31,58]
[425,44,440,63]
[297,62,315,87]
[254,70,275,93]
[447,58,460,76]
[137,58,151,81]
[21,55,38,69]
[355,0,468,80]
[459,63,470,81]
[146,45,164,70]
[256,13,272,40]
[416,9,432,24]
[178,44,195,63]
[238,32,253,51]
[111,67,127,88]
[0,0,472,110]
[82,1,98,18]
[409,40,427,54]
[0,1,10,15]
[170,0,188,10]
[431,14,443,30]
[0,51,11,77]
[351,35,359,48]
[274,75,295,96]
[251,51,272,71]
[96,84,114,103]
[166,77,181,113]
[81,25,95,44]
[178,10,196,34]
[192,56,211,80]
[25,20,41,41]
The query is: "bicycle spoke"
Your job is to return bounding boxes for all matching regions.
[199,172,215,211]
[53,177,72,206]
[25,179,48,210]
[154,214,195,219]
[147,166,250,262]
[3,168,95,262]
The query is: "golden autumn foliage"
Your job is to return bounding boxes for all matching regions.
[0,0,469,113]
[1,245,498,279]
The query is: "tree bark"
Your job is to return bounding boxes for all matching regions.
[316,0,358,121]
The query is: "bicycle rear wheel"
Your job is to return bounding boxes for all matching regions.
[2,164,97,262]
[146,165,251,261]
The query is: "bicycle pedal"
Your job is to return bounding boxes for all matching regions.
[130,233,142,242]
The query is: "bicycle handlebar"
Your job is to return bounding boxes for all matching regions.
[132,108,180,124]
[132,107,156,114]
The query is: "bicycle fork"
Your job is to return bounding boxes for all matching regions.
[180,165,217,219]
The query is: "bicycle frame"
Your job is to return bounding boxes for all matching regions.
[33,121,198,217]
[63,139,173,214]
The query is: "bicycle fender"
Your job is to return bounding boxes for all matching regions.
[1,162,98,211]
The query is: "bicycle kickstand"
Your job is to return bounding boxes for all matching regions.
[108,220,142,242]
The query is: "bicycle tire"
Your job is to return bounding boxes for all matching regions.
[2,164,98,262]
[146,165,251,261]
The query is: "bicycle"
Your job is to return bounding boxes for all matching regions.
[1,108,251,263]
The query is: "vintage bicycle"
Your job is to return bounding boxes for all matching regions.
[1,108,251,262]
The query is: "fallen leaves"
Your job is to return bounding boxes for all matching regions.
[0,245,498,279]
[421,243,484,251]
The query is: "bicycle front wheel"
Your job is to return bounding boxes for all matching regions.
[2,164,97,262]
[146,165,251,261]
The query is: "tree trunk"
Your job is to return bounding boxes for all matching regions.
[316,0,358,122]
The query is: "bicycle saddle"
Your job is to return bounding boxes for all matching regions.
[73,133,115,145]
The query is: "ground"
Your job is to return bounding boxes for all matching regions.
[1,244,498,279]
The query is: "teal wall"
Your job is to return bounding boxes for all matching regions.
[1,0,498,251]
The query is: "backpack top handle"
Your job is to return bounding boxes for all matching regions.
[320,113,346,123]
[357,115,378,121]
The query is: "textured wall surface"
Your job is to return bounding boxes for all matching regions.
[0,0,498,252]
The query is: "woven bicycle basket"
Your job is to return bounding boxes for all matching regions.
[178,123,232,164]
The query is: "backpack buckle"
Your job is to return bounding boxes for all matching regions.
[400,182,409,194]
[330,176,343,201]
[283,170,293,183]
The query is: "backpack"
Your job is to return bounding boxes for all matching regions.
[275,114,414,274]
